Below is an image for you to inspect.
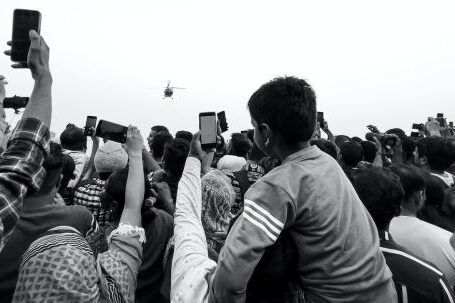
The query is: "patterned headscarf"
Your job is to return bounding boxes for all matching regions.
[201,169,236,259]
[12,227,100,303]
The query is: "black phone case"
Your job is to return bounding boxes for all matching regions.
[11,9,41,63]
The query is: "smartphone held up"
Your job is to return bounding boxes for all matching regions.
[10,9,41,64]
[84,116,97,136]
[95,120,128,144]
[199,112,217,149]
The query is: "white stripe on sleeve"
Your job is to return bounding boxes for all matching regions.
[243,213,278,242]
[439,279,455,303]
[244,206,281,235]
[244,199,284,228]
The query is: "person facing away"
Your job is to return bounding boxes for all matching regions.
[0,143,98,302]
[412,137,455,231]
[209,76,397,303]
[59,123,89,188]
[72,140,128,227]
[100,167,173,303]
[351,166,455,303]
[11,125,147,303]
[388,163,455,287]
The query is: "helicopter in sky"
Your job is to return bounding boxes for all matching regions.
[149,81,185,99]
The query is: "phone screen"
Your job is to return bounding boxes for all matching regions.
[11,9,41,63]
[95,120,128,143]
[84,116,97,136]
[200,113,217,148]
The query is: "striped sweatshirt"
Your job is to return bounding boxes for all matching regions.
[210,146,397,303]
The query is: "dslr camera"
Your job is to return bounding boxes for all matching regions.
[365,132,397,146]
[3,96,29,112]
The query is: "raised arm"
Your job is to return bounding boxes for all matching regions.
[97,126,146,302]
[0,30,51,250]
[120,126,145,227]
[20,30,52,127]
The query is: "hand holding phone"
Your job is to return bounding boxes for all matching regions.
[84,116,97,136]
[95,120,128,144]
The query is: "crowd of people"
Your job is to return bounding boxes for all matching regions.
[0,30,454,303]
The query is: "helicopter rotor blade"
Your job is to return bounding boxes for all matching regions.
[170,87,185,89]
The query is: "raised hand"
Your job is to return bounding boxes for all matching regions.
[126,125,144,156]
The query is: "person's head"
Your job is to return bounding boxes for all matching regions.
[310,138,338,160]
[13,227,99,301]
[360,141,377,163]
[175,130,193,143]
[151,132,173,161]
[421,172,447,210]
[147,125,170,148]
[94,141,128,180]
[228,133,253,159]
[59,154,76,190]
[414,137,454,171]
[351,168,403,230]
[351,136,363,144]
[101,168,151,222]
[340,140,364,167]
[162,138,190,179]
[201,170,235,258]
[36,142,65,197]
[248,76,316,158]
[390,164,426,213]
[59,124,87,152]
[334,135,350,147]
[386,128,406,137]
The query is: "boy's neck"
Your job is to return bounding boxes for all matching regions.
[274,141,311,162]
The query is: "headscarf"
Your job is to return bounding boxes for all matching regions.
[201,169,235,260]
[12,226,100,303]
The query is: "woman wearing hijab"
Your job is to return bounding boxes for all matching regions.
[12,126,146,303]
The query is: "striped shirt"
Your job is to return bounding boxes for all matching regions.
[0,118,50,252]
[380,231,455,303]
[211,146,397,303]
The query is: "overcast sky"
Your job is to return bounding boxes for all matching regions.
[1,0,454,139]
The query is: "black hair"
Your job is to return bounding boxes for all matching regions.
[247,76,316,144]
[360,141,377,163]
[416,137,454,171]
[351,168,403,230]
[59,154,75,190]
[351,136,363,144]
[334,135,350,147]
[402,136,416,163]
[390,164,426,201]
[151,132,173,159]
[421,173,446,209]
[229,133,253,158]
[151,125,169,134]
[163,139,189,179]
[59,124,87,151]
[100,168,151,221]
[310,139,338,160]
[340,141,364,167]
[175,130,193,143]
[40,142,65,194]
[386,128,406,137]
